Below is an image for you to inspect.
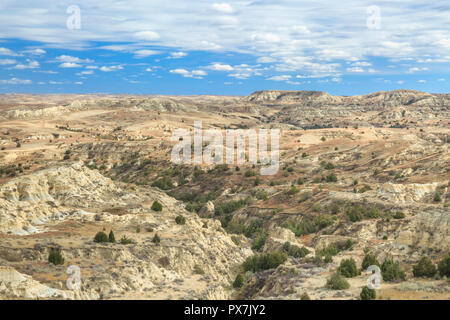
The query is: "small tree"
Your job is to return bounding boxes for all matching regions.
[433,192,441,202]
[361,252,380,270]
[413,256,437,278]
[381,259,405,282]
[233,274,244,288]
[325,272,350,290]
[94,231,108,243]
[175,215,186,225]
[108,230,116,243]
[338,258,359,278]
[438,254,450,277]
[300,292,311,300]
[360,286,376,300]
[152,233,161,244]
[120,236,133,244]
[151,201,163,211]
[48,248,65,265]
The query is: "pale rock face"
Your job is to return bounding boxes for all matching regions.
[0,163,252,300]
[198,201,215,218]
[0,266,99,299]
[376,182,441,203]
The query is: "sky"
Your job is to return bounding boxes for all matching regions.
[0,1,449,96]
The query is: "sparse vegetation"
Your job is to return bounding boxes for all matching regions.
[48,248,65,265]
[413,256,436,278]
[175,215,186,225]
[338,258,359,277]
[151,201,163,211]
[326,272,350,290]
[360,286,376,300]
[233,274,244,288]
[242,251,288,272]
[94,231,108,243]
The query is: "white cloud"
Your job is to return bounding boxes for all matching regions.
[75,81,83,85]
[100,65,124,72]
[23,48,46,55]
[257,57,277,63]
[59,62,81,68]
[55,55,93,63]
[0,47,20,56]
[0,1,449,83]
[267,75,291,81]
[407,67,429,73]
[170,68,207,78]
[207,63,234,71]
[438,78,445,82]
[76,70,94,75]
[346,67,364,73]
[134,49,160,58]
[0,77,31,84]
[169,51,187,59]
[418,79,426,83]
[352,61,372,67]
[133,31,160,41]
[397,80,405,84]
[14,59,39,69]
[0,59,16,65]
[211,3,234,14]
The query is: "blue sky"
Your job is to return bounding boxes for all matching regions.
[0,1,449,95]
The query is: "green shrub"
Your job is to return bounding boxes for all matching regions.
[326,173,338,182]
[152,176,174,190]
[252,233,268,251]
[108,230,115,243]
[300,292,311,300]
[338,258,359,278]
[285,185,299,196]
[282,242,310,258]
[151,201,163,211]
[344,239,354,250]
[413,256,437,278]
[94,231,108,243]
[381,259,406,282]
[393,211,405,219]
[245,169,257,177]
[233,274,244,288]
[361,253,380,270]
[242,251,288,272]
[438,254,450,277]
[360,286,376,300]
[434,192,441,202]
[215,198,250,215]
[326,272,350,290]
[120,236,134,244]
[152,233,161,244]
[346,204,364,222]
[317,244,340,257]
[366,207,381,219]
[48,248,65,265]
[175,215,186,225]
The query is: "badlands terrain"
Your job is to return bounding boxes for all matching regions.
[0,89,448,300]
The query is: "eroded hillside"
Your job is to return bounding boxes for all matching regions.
[0,90,448,300]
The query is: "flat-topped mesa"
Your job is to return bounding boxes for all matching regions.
[244,90,337,103]
[243,89,450,109]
